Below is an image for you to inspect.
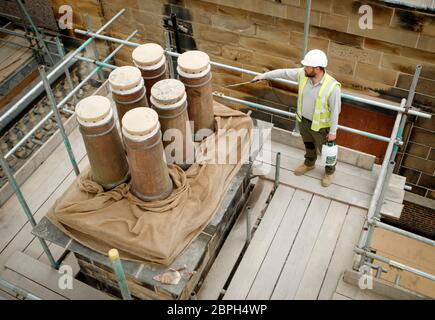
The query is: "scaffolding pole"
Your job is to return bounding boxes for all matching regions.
[354,248,435,282]
[0,278,41,300]
[0,29,136,269]
[213,92,398,144]
[83,14,105,82]
[0,9,126,126]
[54,37,77,104]
[4,29,137,160]
[367,218,435,247]
[359,105,404,252]
[15,0,55,66]
[39,65,80,176]
[393,65,422,170]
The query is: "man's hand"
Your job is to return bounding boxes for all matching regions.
[327,133,336,141]
[253,74,266,82]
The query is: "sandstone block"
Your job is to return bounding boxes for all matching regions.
[381,54,435,79]
[287,5,320,26]
[406,142,430,158]
[355,62,397,86]
[399,167,421,185]
[194,24,239,44]
[364,38,402,55]
[310,26,364,48]
[217,4,248,18]
[415,116,435,132]
[401,47,435,64]
[403,154,435,174]
[390,8,427,33]
[249,11,276,26]
[281,0,301,6]
[418,173,435,190]
[239,36,299,59]
[320,13,349,33]
[348,22,419,49]
[301,0,332,13]
[196,41,223,57]
[329,42,381,65]
[275,17,305,33]
[328,57,355,77]
[417,34,435,52]
[211,14,256,35]
[256,24,291,43]
[410,127,435,148]
[250,51,297,71]
[396,74,435,97]
[222,46,254,64]
[290,31,330,53]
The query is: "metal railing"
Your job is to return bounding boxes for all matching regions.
[0,277,41,300]
[0,8,131,269]
[1,7,433,296]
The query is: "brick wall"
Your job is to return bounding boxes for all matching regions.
[49,0,434,204]
[383,200,435,239]
[396,114,435,199]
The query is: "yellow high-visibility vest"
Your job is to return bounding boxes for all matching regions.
[296,70,341,132]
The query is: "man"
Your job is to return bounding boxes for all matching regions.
[254,49,341,187]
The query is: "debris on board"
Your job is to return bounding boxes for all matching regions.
[153,265,196,285]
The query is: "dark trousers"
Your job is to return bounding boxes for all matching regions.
[299,117,335,174]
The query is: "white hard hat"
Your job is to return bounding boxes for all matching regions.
[301,49,328,67]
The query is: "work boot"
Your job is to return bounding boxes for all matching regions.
[321,173,333,187]
[294,163,315,176]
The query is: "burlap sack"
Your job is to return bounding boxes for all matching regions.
[47,102,253,265]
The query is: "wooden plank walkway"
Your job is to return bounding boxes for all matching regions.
[260,142,405,218]
[197,179,273,300]
[247,189,312,299]
[219,185,367,300]
[223,185,295,299]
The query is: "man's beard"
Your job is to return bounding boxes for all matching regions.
[305,71,315,77]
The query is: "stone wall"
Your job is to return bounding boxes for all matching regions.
[397,114,434,199]
[50,0,110,57]
[383,199,435,239]
[49,0,435,204]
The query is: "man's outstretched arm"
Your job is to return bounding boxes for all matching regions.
[253,68,302,82]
